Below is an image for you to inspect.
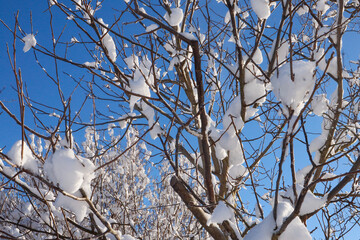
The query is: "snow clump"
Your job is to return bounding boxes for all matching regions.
[270,60,316,116]
[164,8,184,27]
[22,34,37,53]
[54,192,88,222]
[311,94,329,116]
[207,201,234,226]
[146,24,158,32]
[98,18,117,62]
[7,140,38,173]
[44,148,95,194]
[251,0,271,20]
[282,184,327,215]
[244,202,311,240]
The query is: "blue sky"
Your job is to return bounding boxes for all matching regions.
[0,0,134,150]
[0,1,51,148]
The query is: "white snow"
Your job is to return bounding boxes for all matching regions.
[98,18,117,62]
[282,184,327,215]
[309,87,341,163]
[128,72,151,111]
[180,32,197,41]
[244,78,266,105]
[119,118,128,129]
[124,54,139,70]
[71,37,79,43]
[317,26,331,40]
[164,8,184,27]
[125,55,162,138]
[207,201,234,225]
[251,0,271,20]
[122,235,136,240]
[129,55,158,111]
[222,96,244,132]
[297,5,308,16]
[315,0,330,14]
[276,41,289,65]
[54,193,88,222]
[84,61,98,68]
[295,165,312,185]
[243,55,267,106]
[314,48,326,71]
[141,101,162,139]
[228,164,248,179]
[253,47,263,64]
[270,60,316,116]
[224,4,241,24]
[22,34,37,53]
[7,140,38,173]
[163,42,176,56]
[300,191,326,215]
[311,94,329,116]
[244,202,311,240]
[168,54,186,71]
[255,203,263,219]
[208,96,251,167]
[146,24,158,32]
[44,148,95,194]
[322,172,337,180]
[326,56,338,77]
[139,7,146,14]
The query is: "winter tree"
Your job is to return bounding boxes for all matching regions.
[1,0,360,239]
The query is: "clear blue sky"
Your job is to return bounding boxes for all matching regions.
[0,0,49,149]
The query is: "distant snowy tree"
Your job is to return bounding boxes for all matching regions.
[1,0,360,239]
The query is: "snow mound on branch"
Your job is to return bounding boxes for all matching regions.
[122,235,136,240]
[315,0,330,14]
[252,47,263,64]
[244,78,266,105]
[209,96,258,177]
[244,202,311,240]
[22,34,37,52]
[311,94,329,116]
[54,193,88,222]
[243,50,267,106]
[84,61,98,68]
[164,8,183,27]
[146,24,158,32]
[207,201,234,225]
[7,140,38,173]
[282,184,327,215]
[44,148,95,194]
[124,54,139,69]
[141,101,163,140]
[127,55,160,112]
[251,0,271,20]
[270,60,316,116]
[222,96,244,132]
[98,18,117,62]
[49,0,57,6]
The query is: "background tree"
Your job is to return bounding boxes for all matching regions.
[1,0,360,239]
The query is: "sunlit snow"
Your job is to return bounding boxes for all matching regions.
[251,0,271,20]
[22,34,37,52]
[7,140,38,173]
[271,60,316,116]
[164,8,184,27]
